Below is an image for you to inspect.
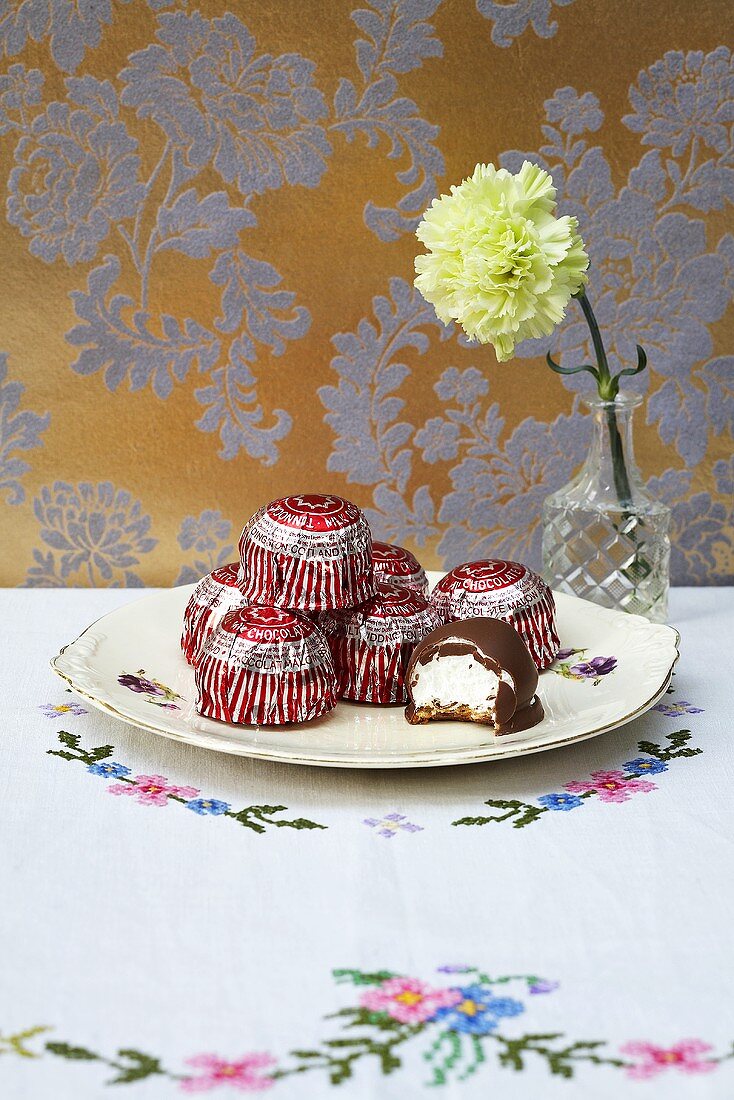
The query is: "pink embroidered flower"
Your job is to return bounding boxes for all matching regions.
[564,770,656,803]
[360,977,461,1024]
[181,1052,276,1092]
[107,774,199,807]
[620,1040,716,1079]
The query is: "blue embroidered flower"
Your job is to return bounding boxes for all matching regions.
[434,985,524,1035]
[186,798,231,816]
[87,762,130,778]
[623,757,668,775]
[538,792,584,811]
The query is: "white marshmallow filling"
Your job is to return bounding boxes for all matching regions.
[409,652,515,718]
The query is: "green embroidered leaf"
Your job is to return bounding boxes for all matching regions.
[228,806,326,833]
[108,1049,163,1083]
[46,1041,98,1061]
[0,1026,49,1058]
[47,732,114,766]
[324,1038,373,1048]
[274,816,327,831]
[493,1032,565,1072]
[58,732,81,750]
[637,729,700,761]
[453,799,546,829]
[226,809,268,833]
[490,1032,626,1078]
[328,1007,404,1032]
[332,968,397,986]
[89,744,115,762]
[378,1045,402,1075]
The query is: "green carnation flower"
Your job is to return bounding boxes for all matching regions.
[414,161,588,362]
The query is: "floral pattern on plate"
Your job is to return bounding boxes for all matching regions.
[117,669,182,710]
[550,647,617,685]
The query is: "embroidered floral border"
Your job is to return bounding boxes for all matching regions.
[47,732,326,835]
[453,729,701,829]
[4,967,733,1090]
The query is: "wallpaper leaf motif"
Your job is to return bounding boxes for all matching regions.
[210,248,311,349]
[26,482,156,587]
[174,510,234,586]
[319,275,593,564]
[437,405,591,567]
[476,0,576,48]
[0,62,44,132]
[319,276,453,543]
[0,0,133,74]
[155,190,254,260]
[623,47,734,212]
[31,10,321,463]
[353,0,443,80]
[334,0,444,240]
[66,255,221,401]
[194,336,294,464]
[0,354,49,506]
[119,12,331,193]
[498,68,734,469]
[649,469,732,586]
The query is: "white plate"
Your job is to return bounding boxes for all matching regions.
[51,575,679,769]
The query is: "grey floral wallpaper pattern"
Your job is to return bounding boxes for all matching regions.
[0,0,731,587]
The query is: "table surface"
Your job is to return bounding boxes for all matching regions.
[1,587,732,1099]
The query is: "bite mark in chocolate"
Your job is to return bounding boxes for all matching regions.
[405,617,543,734]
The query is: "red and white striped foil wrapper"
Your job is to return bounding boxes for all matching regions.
[237,494,375,612]
[196,606,337,726]
[371,541,429,598]
[318,581,441,704]
[430,560,560,671]
[181,563,248,666]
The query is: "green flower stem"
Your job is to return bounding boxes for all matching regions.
[575,289,634,508]
[575,289,613,398]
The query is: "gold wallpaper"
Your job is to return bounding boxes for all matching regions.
[0,0,731,587]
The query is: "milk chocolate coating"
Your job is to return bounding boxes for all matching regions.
[405,616,542,732]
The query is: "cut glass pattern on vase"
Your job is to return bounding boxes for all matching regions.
[542,395,671,622]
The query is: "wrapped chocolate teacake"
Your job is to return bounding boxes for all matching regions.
[372,541,429,598]
[237,494,374,612]
[405,616,544,733]
[431,559,559,670]
[181,563,247,666]
[318,581,441,704]
[196,606,337,726]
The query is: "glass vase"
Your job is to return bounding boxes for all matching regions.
[542,394,671,622]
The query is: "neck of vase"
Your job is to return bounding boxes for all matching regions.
[581,393,643,500]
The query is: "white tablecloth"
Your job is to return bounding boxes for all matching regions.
[1,588,732,1099]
